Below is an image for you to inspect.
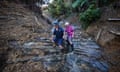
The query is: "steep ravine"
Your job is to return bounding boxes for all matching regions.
[0,1,119,72]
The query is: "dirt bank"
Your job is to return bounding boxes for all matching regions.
[86,4,120,72]
[0,1,51,72]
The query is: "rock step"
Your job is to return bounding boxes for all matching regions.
[6,54,65,64]
[74,48,86,52]
[89,60,109,72]
[22,46,62,56]
[74,48,102,58]
[74,51,101,59]
[23,45,53,49]
[33,37,51,42]
[23,41,53,48]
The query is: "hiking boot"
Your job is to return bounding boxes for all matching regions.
[71,44,74,51]
[60,48,65,53]
[53,43,57,48]
[59,45,64,49]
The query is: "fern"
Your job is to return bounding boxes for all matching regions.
[80,0,88,7]
[79,4,101,29]
[72,0,81,8]
[72,0,88,8]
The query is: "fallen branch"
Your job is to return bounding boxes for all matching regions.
[108,18,120,21]
[96,29,102,41]
[34,16,41,26]
[109,30,120,35]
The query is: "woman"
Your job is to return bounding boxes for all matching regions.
[64,22,74,51]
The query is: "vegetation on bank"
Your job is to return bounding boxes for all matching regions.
[48,0,110,29]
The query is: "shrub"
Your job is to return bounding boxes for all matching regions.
[48,0,67,18]
[79,4,101,29]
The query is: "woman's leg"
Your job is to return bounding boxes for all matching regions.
[67,36,74,51]
[53,38,58,47]
[67,36,73,45]
[58,38,63,49]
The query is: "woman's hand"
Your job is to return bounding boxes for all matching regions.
[50,35,54,42]
[63,35,67,40]
[72,32,74,38]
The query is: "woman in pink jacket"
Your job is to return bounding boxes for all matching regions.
[64,22,74,51]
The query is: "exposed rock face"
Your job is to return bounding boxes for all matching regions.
[0,1,111,72]
[0,1,50,72]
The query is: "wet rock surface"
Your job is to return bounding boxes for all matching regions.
[0,1,109,72]
[5,27,109,72]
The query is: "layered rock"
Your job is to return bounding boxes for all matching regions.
[0,1,109,72]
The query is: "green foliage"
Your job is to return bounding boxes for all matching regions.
[79,4,101,29]
[72,0,80,8]
[48,0,67,17]
[72,0,88,8]
[48,0,102,29]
